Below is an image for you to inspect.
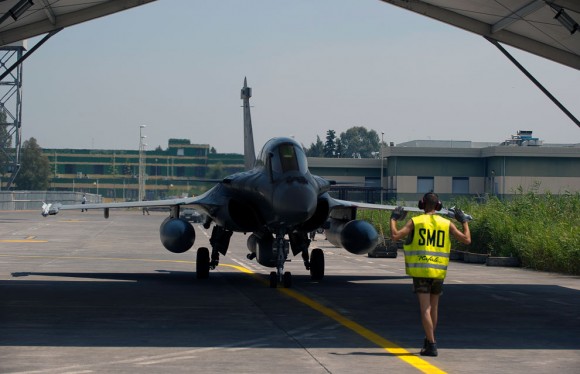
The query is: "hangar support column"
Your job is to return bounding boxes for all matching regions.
[0,29,61,190]
[0,41,24,190]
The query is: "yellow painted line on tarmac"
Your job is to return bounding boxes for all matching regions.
[280,286,445,374]
[1,254,444,373]
[221,263,446,374]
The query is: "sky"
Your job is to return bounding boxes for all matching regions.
[19,0,580,154]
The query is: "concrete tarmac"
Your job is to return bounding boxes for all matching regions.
[0,210,579,373]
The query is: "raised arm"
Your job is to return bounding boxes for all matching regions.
[449,222,471,245]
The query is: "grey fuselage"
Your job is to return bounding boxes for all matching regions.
[197,137,331,234]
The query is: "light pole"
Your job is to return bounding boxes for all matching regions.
[138,125,147,201]
[380,132,384,205]
[155,158,159,199]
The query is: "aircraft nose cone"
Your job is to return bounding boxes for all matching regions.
[273,182,317,225]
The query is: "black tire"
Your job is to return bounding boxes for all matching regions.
[283,271,292,288]
[196,247,210,279]
[269,271,277,288]
[310,248,325,280]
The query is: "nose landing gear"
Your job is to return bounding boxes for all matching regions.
[269,230,292,288]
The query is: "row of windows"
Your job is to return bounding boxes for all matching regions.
[417,177,469,194]
[61,164,204,177]
[362,176,469,194]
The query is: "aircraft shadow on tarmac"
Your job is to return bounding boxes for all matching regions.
[1,271,579,351]
[9,270,410,283]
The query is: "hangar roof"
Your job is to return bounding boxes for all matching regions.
[0,0,156,46]
[381,0,580,70]
[0,1,578,70]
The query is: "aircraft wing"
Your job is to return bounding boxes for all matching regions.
[329,197,471,221]
[50,197,194,212]
[41,186,226,217]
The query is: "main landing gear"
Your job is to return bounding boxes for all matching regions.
[196,247,210,279]
[197,226,326,287]
[196,226,232,280]
[309,247,324,281]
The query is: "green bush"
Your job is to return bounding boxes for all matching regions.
[362,192,580,275]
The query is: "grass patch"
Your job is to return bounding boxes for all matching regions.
[361,191,580,275]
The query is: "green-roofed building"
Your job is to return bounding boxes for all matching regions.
[43,139,244,201]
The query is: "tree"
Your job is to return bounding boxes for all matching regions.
[335,138,344,158]
[14,137,51,190]
[206,162,226,179]
[323,130,336,158]
[339,126,380,158]
[305,135,324,157]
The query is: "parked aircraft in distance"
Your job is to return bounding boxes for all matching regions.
[42,78,468,288]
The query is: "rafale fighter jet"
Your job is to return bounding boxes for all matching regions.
[42,78,466,288]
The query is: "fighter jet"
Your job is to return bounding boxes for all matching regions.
[42,78,465,288]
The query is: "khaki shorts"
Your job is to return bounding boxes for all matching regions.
[413,277,444,295]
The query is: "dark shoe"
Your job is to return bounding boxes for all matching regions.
[420,342,438,357]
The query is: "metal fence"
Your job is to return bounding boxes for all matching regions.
[0,191,102,210]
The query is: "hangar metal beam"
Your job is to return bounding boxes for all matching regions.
[0,0,157,46]
[39,0,57,25]
[380,0,580,70]
[486,36,580,129]
[491,0,545,33]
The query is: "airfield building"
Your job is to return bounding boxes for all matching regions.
[311,132,580,203]
[2,132,578,205]
[40,139,244,201]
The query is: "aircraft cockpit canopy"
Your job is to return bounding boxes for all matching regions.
[256,138,308,175]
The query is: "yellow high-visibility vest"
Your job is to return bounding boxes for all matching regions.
[403,214,451,279]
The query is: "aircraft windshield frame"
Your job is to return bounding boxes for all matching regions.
[271,143,307,174]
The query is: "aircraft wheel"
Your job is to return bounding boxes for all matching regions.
[196,247,210,279]
[283,271,292,288]
[310,248,325,280]
[269,271,277,288]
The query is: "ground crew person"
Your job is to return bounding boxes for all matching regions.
[390,192,471,357]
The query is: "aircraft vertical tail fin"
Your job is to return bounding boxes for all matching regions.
[241,77,256,171]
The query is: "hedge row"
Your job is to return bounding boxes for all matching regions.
[360,191,580,275]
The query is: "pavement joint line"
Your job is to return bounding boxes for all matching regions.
[2,253,446,373]
[0,254,196,264]
[0,239,48,243]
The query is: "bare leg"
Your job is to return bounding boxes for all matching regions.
[430,294,440,337]
[417,293,436,343]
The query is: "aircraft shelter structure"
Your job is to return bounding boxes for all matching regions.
[0,0,578,203]
[0,1,577,70]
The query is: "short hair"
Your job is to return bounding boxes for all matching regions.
[423,192,440,211]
